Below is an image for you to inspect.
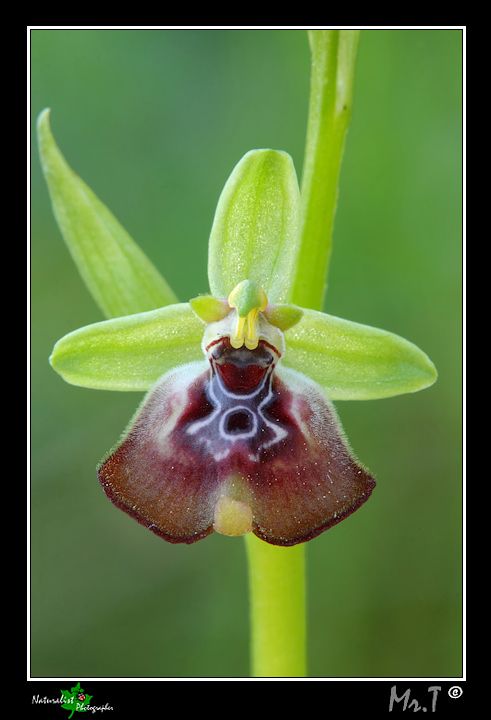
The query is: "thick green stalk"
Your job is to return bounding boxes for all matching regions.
[245,534,307,677]
[244,30,360,679]
[290,29,360,310]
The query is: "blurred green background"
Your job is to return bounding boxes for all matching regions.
[30,29,462,678]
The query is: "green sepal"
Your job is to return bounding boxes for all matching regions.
[283,309,437,400]
[37,108,178,319]
[49,303,205,391]
[208,149,301,304]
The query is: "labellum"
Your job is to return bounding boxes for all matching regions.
[98,281,375,546]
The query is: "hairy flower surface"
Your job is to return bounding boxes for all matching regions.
[98,282,376,545]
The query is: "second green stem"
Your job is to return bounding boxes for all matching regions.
[244,30,360,679]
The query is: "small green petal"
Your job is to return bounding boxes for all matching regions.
[37,108,178,319]
[50,303,205,391]
[283,309,437,400]
[189,295,230,323]
[208,149,301,304]
[263,304,304,332]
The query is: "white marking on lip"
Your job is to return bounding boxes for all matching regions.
[186,349,289,459]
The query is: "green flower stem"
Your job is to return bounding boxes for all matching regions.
[290,29,360,310]
[245,533,307,678]
[245,30,360,678]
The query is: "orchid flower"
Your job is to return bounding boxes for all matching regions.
[38,110,436,548]
[37,29,439,679]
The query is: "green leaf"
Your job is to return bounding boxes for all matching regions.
[283,308,437,400]
[50,303,205,391]
[37,108,178,319]
[208,149,301,304]
[60,689,77,719]
[60,683,92,718]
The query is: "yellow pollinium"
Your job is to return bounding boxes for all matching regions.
[228,280,268,350]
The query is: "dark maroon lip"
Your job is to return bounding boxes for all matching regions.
[98,338,375,546]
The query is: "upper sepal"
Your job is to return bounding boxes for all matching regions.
[208,150,301,304]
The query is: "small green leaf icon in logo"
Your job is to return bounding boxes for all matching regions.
[60,682,93,718]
